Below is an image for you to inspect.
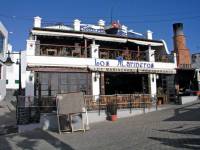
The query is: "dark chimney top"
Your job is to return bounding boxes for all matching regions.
[173,23,184,36]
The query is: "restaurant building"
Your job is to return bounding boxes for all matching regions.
[25,16,177,102]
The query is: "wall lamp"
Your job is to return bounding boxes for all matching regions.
[0,51,14,66]
[152,75,154,82]
[1,51,22,95]
[152,74,159,82]
[94,72,100,81]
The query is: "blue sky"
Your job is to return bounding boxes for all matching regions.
[0,0,200,53]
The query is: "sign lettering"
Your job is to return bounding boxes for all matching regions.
[95,58,154,69]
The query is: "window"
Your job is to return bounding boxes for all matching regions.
[0,32,4,53]
[15,80,19,84]
[47,49,57,56]
[6,80,8,84]
[36,72,92,96]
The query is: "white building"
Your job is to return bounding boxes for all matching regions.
[0,22,8,101]
[192,53,200,91]
[25,16,177,104]
[6,50,26,90]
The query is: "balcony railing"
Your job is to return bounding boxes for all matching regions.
[99,48,174,63]
[154,51,174,63]
[34,44,174,63]
[35,44,90,58]
[99,48,147,61]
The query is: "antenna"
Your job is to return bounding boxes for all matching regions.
[110,7,113,23]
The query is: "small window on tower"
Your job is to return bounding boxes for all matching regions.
[15,80,19,84]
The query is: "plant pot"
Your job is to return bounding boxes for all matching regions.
[106,102,117,121]
[157,99,162,105]
[111,115,117,121]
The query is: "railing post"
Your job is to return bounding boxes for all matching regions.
[98,95,100,116]
[156,95,158,111]
[16,95,19,123]
[129,94,132,114]
[116,94,118,109]
[143,94,145,114]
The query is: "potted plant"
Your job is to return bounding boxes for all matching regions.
[106,102,117,121]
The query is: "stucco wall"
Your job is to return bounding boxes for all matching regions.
[0,22,8,101]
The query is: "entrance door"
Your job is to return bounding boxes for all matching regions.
[104,72,148,95]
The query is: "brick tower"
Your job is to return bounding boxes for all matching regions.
[173,23,191,68]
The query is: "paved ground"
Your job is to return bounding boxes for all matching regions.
[0,101,17,136]
[1,101,200,150]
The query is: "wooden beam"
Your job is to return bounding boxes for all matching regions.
[137,45,140,61]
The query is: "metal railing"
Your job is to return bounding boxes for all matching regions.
[16,96,56,125]
[84,94,160,115]
[16,94,166,124]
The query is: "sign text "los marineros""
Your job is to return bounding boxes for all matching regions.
[95,59,154,69]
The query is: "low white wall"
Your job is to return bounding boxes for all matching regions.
[180,96,198,105]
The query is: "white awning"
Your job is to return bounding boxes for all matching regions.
[84,35,127,43]
[88,66,176,74]
[32,30,83,38]
[128,39,163,46]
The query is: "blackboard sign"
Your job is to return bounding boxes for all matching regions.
[56,92,87,133]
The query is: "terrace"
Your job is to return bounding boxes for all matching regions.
[35,43,174,63]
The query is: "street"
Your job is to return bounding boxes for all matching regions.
[1,101,200,150]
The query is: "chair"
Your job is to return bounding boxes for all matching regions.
[72,43,81,57]
[100,51,109,59]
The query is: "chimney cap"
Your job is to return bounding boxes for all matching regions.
[173,23,184,36]
[173,23,183,28]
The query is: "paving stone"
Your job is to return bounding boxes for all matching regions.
[0,101,200,150]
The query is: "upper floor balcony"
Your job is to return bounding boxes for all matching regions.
[34,43,174,63]
[35,43,90,58]
[99,47,174,63]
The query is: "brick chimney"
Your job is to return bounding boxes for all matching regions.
[173,23,191,68]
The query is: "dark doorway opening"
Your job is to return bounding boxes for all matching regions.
[104,72,148,95]
[176,69,197,95]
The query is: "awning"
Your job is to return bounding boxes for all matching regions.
[27,66,88,72]
[32,30,83,38]
[128,39,163,46]
[84,35,127,43]
[88,66,176,74]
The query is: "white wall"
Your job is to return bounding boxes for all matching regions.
[0,22,8,101]
[92,72,100,99]
[26,56,176,71]
[25,55,177,97]
[6,51,26,89]
[25,70,34,96]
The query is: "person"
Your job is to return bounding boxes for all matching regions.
[116,56,124,66]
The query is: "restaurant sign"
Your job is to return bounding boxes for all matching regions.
[92,58,176,74]
[95,58,154,69]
